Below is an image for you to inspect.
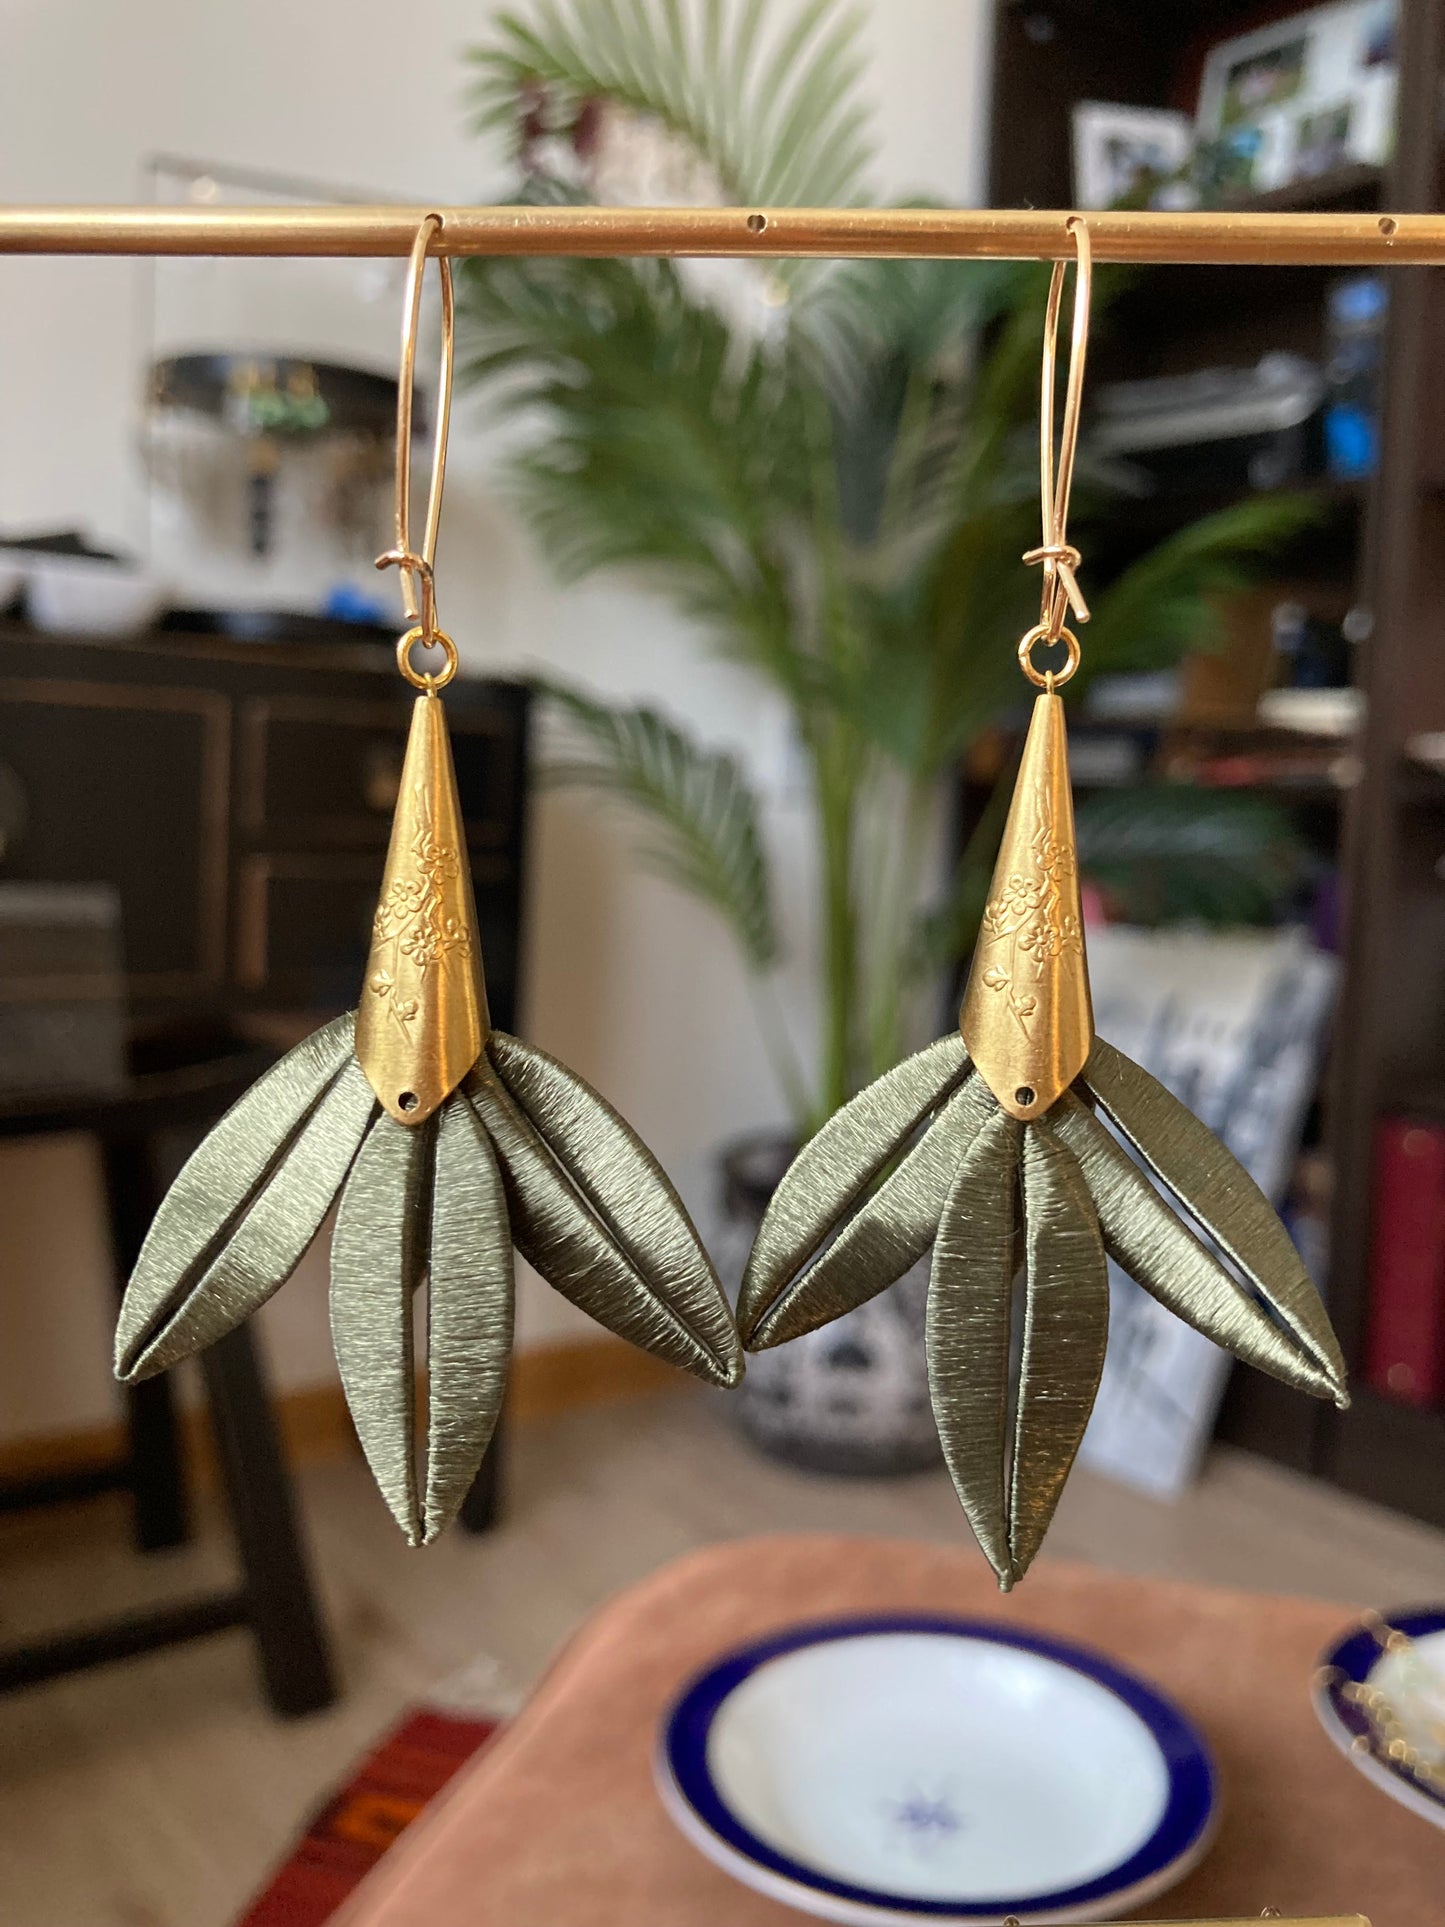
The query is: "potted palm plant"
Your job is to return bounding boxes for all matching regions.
[458,0,1310,1470]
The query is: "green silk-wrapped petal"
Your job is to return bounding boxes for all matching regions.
[740,1033,972,1344]
[331,1110,427,1544]
[1049,1091,1337,1400]
[1081,1035,1346,1402]
[331,1097,515,1548]
[927,1108,1020,1590]
[469,1035,741,1387]
[1010,1126,1109,1582]
[423,1096,513,1542]
[116,1016,374,1381]
[749,1072,996,1351]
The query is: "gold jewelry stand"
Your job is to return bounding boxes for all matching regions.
[0,201,1441,263]
[5,199,1402,1926]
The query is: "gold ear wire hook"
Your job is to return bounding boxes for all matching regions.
[1020,216,1091,688]
[377,211,457,690]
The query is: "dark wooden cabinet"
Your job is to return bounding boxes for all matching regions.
[989,1,1445,1520]
[0,622,530,1035]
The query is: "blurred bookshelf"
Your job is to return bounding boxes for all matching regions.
[989,0,1445,1521]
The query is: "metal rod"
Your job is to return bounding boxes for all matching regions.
[0,202,1439,264]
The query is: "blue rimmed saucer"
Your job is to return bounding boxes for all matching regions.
[655,1614,1217,1925]
[1313,1605,1445,1831]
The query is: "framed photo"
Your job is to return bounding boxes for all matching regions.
[1071,102,1194,211]
[1195,1,1398,198]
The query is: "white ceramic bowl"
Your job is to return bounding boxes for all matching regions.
[23,555,165,636]
[1314,1606,1445,1831]
[657,1616,1217,1925]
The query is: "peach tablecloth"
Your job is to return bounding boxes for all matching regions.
[337,1534,1441,1924]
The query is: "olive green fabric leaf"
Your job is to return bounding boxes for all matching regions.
[740,1032,972,1344]
[1048,1091,1336,1400]
[1081,1034,1346,1402]
[423,1095,513,1542]
[927,1108,1021,1591]
[116,1016,374,1382]
[331,1110,428,1545]
[749,1070,997,1351]
[1010,1126,1109,1583]
[469,1034,741,1387]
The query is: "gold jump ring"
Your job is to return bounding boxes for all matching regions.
[1017,621,1081,690]
[397,625,459,691]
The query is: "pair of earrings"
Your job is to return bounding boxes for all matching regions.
[115,219,1345,1583]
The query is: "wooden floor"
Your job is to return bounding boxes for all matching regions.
[3,1388,1445,1927]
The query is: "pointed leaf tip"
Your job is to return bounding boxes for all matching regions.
[1081,1034,1346,1402]
[747,1069,995,1352]
[1049,1091,1339,1401]
[116,1016,372,1382]
[742,1032,972,1345]
[472,1033,741,1387]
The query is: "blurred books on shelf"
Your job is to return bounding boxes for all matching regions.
[1364,1116,1445,1407]
[1078,925,1338,1500]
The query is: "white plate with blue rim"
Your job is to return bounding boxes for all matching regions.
[655,1615,1218,1925]
[1313,1604,1445,1830]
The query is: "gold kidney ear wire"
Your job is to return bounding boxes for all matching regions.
[1020,214,1091,691]
[375,209,458,691]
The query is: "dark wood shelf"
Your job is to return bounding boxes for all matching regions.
[1214,162,1384,216]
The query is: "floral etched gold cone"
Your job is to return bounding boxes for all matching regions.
[115,688,742,1548]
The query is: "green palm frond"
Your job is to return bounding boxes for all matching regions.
[466,0,875,211]
[1084,493,1323,674]
[540,679,779,971]
[460,252,812,696]
[1075,785,1305,926]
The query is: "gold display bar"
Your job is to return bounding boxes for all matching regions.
[0,202,1438,265]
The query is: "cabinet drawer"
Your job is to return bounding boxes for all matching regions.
[236,848,516,1019]
[240,696,517,848]
[0,675,228,996]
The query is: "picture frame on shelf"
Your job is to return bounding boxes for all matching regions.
[1071,101,1195,210]
[1194,0,1398,201]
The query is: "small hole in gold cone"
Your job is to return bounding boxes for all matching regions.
[1015,1086,1035,1108]
[398,1090,418,1113]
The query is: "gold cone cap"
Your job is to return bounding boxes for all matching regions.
[960,691,1092,1121]
[355,693,489,1125]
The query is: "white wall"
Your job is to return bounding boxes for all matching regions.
[0,0,992,1443]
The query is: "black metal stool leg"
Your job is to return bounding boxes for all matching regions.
[200,1325,337,1717]
[99,1131,189,1552]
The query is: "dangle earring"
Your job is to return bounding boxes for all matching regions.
[737,219,1345,1589]
[115,215,742,1545]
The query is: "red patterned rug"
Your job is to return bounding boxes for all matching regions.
[235,1708,499,1925]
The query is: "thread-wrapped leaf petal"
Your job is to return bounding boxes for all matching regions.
[927,1108,1021,1590]
[1081,1034,1345,1402]
[331,1110,428,1544]
[469,1034,740,1387]
[740,1033,972,1343]
[1010,1126,1109,1581]
[116,1016,374,1381]
[1049,1091,1337,1400]
[423,1095,513,1540]
[750,1072,995,1350]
